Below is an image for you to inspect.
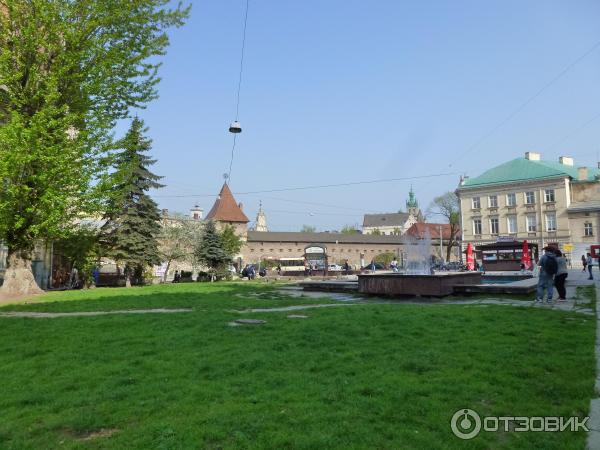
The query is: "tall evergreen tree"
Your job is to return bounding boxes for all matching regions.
[101,118,163,286]
[194,221,231,280]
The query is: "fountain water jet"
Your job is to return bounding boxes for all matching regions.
[358,230,481,297]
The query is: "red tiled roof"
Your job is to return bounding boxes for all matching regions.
[405,223,456,240]
[205,183,249,223]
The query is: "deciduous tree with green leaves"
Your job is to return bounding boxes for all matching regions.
[220,225,243,259]
[158,215,202,283]
[340,225,359,235]
[0,0,189,294]
[100,118,163,287]
[54,222,101,288]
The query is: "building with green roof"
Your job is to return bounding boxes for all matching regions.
[456,152,600,266]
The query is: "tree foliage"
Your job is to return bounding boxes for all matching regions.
[194,221,231,277]
[53,222,100,286]
[0,0,189,290]
[100,118,163,282]
[158,215,202,282]
[374,252,396,266]
[340,225,359,235]
[300,224,317,233]
[427,192,461,261]
[220,225,243,258]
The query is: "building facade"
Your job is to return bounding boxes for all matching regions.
[456,152,600,261]
[362,188,424,236]
[243,231,405,268]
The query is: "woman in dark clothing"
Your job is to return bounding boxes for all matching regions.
[555,250,568,301]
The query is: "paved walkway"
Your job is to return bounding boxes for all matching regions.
[233,304,356,314]
[584,267,600,449]
[0,308,193,318]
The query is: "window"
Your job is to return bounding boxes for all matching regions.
[472,197,481,209]
[585,222,594,236]
[490,217,499,234]
[526,214,537,232]
[488,195,498,208]
[506,193,516,207]
[544,189,555,203]
[507,216,517,234]
[473,218,482,235]
[525,191,535,205]
[545,213,556,232]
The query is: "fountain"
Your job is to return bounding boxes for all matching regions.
[402,230,434,275]
[358,230,481,297]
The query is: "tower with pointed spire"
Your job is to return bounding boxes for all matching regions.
[406,186,424,222]
[205,182,249,237]
[253,201,268,232]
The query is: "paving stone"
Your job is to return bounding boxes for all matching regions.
[234,319,267,325]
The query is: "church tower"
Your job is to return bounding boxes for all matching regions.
[205,182,250,237]
[190,204,203,221]
[254,201,268,232]
[406,186,424,222]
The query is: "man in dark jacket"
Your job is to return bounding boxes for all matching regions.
[536,247,557,304]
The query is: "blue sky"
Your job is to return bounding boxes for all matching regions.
[138,0,600,231]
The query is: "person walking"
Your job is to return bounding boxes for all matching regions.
[587,253,594,280]
[582,254,588,272]
[390,258,398,273]
[554,250,568,301]
[536,246,558,304]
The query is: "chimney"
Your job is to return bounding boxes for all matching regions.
[238,202,244,210]
[578,167,588,181]
[559,156,574,166]
[525,152,541,161]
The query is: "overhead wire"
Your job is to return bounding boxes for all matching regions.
[152,171,460,198]
[544,111,600,152]
[227,0,250,183]
[450,38,600,168]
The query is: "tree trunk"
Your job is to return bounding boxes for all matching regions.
[163,260,171,283]
[126,275,132,288]
[446,241,454,263]
[1,250,44,296]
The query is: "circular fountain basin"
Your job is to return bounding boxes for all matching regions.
[358,272,483,297]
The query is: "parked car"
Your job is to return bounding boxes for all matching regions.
[328,264,343,271]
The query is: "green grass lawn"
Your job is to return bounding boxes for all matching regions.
[0,282,596,449]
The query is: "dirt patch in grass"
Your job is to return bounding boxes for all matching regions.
[63,428,119,441]
[0,291,45,306]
